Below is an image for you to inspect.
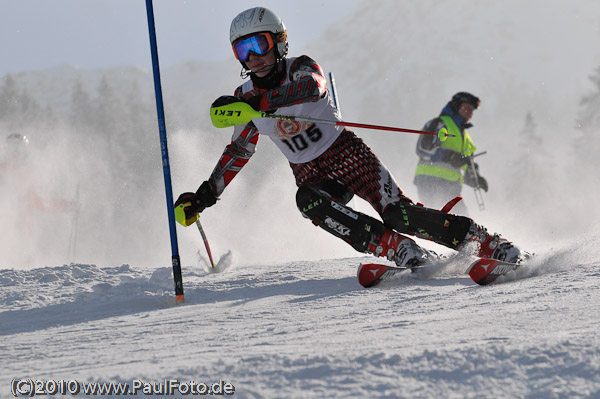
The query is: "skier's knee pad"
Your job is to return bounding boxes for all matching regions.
[296,184,384,252]
[382,201,471,249]
[314,180,354,205]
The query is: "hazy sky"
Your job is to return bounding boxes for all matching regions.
[1,0,358,76]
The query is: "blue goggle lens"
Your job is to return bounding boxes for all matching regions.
[233,34,273,62]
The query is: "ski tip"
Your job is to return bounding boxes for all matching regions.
[175,295,185,304]
[357,263,390,288]
[468,258,521,285]
[468,258,499,285]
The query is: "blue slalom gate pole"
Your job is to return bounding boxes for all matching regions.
[145,0,184,303]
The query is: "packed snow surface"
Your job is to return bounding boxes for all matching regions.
[1,238,599,398]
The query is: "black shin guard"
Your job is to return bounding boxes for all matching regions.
[382,201,472,249]
[296,184,385,252]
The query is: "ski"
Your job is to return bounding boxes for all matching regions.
[360,255,530,288]
[357,263,415,288]
[467,258,521,285]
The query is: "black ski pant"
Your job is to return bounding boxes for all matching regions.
[296,181,473,253]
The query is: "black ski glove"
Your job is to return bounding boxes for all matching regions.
[174,181,217,226]
[464,170,489,192]
[478,176,488,192]
[212,95,244,108]
[239,89,263,111]
[212,93,261,111]
[441,150,469,168]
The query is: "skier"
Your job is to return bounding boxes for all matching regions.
[414,92,489,215]
[1,133,30,171]
[1,133,73,212]
[175,7,525,268]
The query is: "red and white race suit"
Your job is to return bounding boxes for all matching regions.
[207,55,404,215]
[200,55,514,259]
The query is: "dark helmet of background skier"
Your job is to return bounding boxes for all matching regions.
[448,92,480,113]
[230,7,288,69]
[4,133,30,163]
[6,133,29,146]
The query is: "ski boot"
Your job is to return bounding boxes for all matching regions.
[368,229,437,268]
[461,222,526,263]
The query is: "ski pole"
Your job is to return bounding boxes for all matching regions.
[327,72,362,209]
[328,72,341,116]
[210,99,453,141]
[195,218,216,268]
[467,155,486,211]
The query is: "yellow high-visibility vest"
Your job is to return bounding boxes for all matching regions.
[414,115,476,184]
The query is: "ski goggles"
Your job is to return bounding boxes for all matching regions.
[232,32,275,62]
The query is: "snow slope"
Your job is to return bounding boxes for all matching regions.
[1,237,599,398]
[2,1,600,397]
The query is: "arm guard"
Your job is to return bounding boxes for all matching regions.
[246,56,328,111]
[208,122,260,197]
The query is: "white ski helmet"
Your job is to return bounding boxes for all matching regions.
[230,7,288,61]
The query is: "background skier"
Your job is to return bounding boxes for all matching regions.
[414,92,489,215]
